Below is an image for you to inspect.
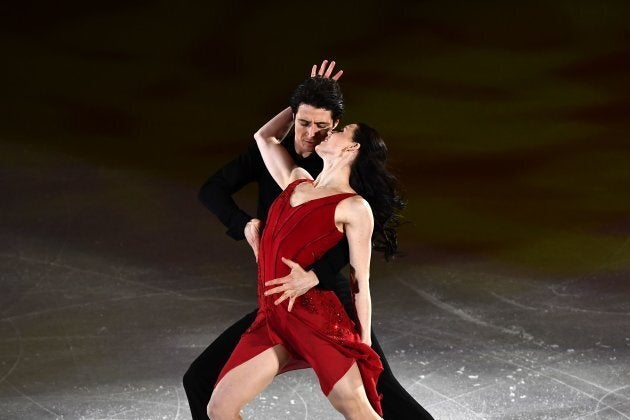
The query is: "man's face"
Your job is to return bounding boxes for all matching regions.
[293,104,338,157]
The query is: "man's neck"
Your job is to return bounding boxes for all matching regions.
[293,142,315,159]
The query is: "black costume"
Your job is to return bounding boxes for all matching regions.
[183,132,433,419]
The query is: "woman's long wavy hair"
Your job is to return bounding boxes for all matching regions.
[350,123,405,260]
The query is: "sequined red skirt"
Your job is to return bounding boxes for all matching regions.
[215,288,383,416]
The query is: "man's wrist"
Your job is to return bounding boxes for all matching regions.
[228,211,254,241]
[244,218,256,232]
[308,270,319,286]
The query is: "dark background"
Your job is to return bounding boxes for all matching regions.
[2,0,630,277]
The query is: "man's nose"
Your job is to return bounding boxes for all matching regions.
[307,126,318,137]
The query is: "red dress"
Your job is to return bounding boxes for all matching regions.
[215,179,383,415]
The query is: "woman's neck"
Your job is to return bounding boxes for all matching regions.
[313,158,352,191]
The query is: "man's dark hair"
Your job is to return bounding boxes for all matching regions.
[289,76,344,121]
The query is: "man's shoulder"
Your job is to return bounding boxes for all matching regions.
[231,142,263,163]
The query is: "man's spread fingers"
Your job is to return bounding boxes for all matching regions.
[274,293,289,305]
[264,285,286,296]
[287,297,296,312]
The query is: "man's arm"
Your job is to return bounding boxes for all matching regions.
[198,143,262,241]
[309,239,349,290]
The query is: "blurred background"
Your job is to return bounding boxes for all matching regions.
[1,1,630,419]
[2,0,630,274]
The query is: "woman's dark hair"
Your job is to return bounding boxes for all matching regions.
[290,76,344,121]
[350,123,405,260]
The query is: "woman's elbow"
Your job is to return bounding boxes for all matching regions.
[253,130,266,145]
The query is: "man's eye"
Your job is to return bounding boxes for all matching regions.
[300,122,309,127]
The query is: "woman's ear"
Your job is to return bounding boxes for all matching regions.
[345,143,360,152]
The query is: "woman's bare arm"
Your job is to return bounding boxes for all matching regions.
[338,197,375,345]
[253,107,311,190]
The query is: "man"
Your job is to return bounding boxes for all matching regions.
[184,61,433,419]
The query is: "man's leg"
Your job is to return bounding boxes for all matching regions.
[371,330,435,420]
[183,309,257,420]
[335,278,433,419]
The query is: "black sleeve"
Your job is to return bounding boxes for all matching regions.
[308,238,350,290]
[198,143,262,241]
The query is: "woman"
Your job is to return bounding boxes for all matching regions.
[208,103,404,420]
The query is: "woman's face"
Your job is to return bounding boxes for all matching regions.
[315,124,358,156]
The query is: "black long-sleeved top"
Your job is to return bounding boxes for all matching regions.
[199,132,349,291]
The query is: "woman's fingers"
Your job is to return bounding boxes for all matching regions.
[323,61,336,78]
[317,59,328,76]
[310,60,343,81]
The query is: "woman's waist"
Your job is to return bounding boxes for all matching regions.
[258,288,351,320]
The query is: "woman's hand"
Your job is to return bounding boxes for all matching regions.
[311,59,343,81]
[244,218,262,262]
[362,335,372,347]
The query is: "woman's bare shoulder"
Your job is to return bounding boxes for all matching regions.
[288,167,313,184]
[337,195,373,224]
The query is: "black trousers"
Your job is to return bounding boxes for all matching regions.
[183,309,434,419]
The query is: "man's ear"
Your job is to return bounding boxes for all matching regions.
[332,120,340,129]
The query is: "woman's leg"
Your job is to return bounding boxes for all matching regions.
[207,344,289,420]
[183,310,258,420]
[327,362,382,420]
